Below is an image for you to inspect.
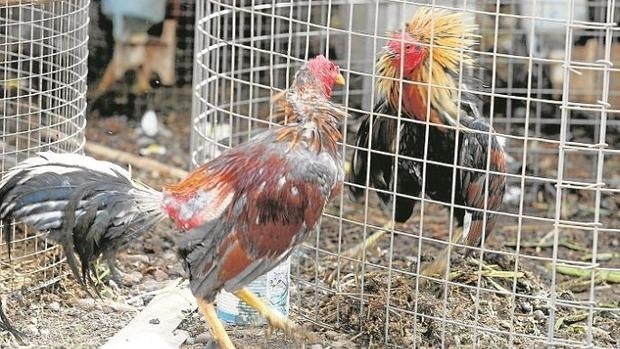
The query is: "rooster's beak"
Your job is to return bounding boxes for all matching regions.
[335,73,345,86]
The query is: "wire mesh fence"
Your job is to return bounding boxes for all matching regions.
[0,0,88,295]
[191,0,619,347]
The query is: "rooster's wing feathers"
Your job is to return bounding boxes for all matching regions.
[349,100,425,222]
[349,101,398,201]
[459,117,506,246]
[175,137,341,301]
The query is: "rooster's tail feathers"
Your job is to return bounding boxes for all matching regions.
[0,152,165,284]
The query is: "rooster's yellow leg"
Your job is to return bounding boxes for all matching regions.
[420,227,463,277]
[197,298,235,349]
[234,287,319,343]
[325,220,394,285]
[343,220,394,261]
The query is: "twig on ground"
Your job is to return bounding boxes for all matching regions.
[500,225,550,234]
[554,312,588,331]
[553,264,620,283]
[505,239,588,252]
[85,142,189,180]
[580,252,620,262]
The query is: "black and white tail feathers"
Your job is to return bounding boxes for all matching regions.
[0,152,165,287]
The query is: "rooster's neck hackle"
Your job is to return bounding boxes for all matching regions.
[273,72,344,154]
[378,8,478,121]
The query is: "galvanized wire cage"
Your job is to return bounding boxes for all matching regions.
[0,0,88,294]
[191,0,619,347]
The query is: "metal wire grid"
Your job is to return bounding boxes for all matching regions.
[87,0,196,117]
[191,0,619,347]
[0,0,89,294]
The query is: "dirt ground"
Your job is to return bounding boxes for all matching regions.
[1,106,619,348]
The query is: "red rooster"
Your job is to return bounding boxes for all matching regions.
[348,9,506,276]
[0,55,346,348]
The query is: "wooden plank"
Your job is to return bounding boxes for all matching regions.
[102,280,197,349]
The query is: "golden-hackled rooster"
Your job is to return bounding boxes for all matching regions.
[348,8,507,276]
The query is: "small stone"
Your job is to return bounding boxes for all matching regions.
[104,301,135,313]
[331,340,350,349]
[520,302,532,313]
[39,328,50,337]
[163,252,177,262]
[142,279,161,292]
[205,340,220,349]
[324,330,340,340]
[143,294,156,305]
[123,254,150,264]
[310,344,323,349]
[126,296,144,308]
[48,302,61,312]
[153,269,168,282]
[101,116,126,135]
[108,280,121,293]
[173,329,189,343]
[533,309,545,321]
[195,332,213,344]
[149,318,160,325]
[73,298,96,311]
[122,271,144,286]
[24,324,39,336]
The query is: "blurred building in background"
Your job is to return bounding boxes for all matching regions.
[87,0,196,119]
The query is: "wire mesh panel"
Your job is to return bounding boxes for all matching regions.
[0,0,88,294]
[191,0,619,347]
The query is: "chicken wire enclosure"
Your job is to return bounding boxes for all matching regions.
[192,1,619,348]
[0,0,88,294]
